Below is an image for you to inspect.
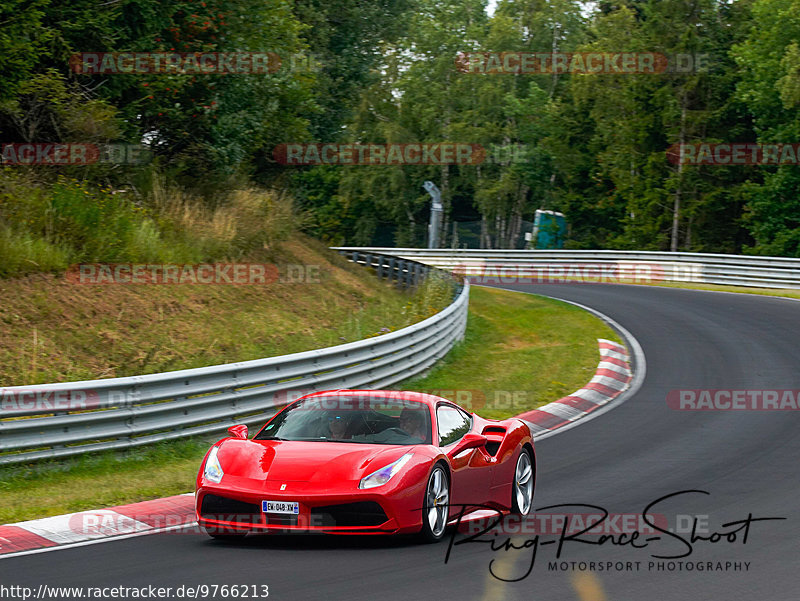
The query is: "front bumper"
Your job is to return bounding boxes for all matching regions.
[196,477,427,535]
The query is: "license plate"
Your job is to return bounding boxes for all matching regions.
[262,500,299,514]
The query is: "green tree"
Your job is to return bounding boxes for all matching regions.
[733,0,800,256]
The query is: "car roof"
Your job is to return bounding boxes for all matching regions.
[298,389,449,409]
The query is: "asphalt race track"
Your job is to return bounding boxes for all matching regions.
[2,283,799,600]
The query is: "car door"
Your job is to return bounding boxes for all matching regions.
[437,404,494,511]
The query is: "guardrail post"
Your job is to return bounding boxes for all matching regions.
[388,257,397,285]
[402,260,411,287]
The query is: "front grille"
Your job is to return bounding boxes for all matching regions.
[310,501,388,527]
[266,514,299,526]
[200,494,262,524]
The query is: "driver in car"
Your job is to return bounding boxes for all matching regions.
[327,412,352,439]
[398,408,427,442]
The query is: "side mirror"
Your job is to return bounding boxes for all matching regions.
[447,432,487,458]
[228,424,248,439]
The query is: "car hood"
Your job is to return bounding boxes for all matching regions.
[216,438,411,483]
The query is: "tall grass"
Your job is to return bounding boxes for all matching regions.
[0,226,74,275]
[360,271,457,338]
[0,170,301,278]
[402,271,458,323]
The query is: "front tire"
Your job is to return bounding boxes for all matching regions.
[511,449,534,515]
[420,465,449,543]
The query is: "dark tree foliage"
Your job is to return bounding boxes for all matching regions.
[2,0,799,255]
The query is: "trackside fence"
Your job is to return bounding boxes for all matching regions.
[332,248,800,290]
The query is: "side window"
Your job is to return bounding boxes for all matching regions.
[437,405,471,446]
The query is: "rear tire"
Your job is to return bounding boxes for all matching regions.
[419,465,449,543]
[511,449,534,515]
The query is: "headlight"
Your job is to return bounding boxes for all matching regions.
[204,446,224,483]
[359,453,413,489]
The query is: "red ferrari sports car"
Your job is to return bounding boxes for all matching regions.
[195,390,535,542]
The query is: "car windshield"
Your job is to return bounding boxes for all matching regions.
[255,396,432,445]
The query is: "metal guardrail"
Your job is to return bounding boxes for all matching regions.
[0,253,468,465]
[332,248,800,290]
